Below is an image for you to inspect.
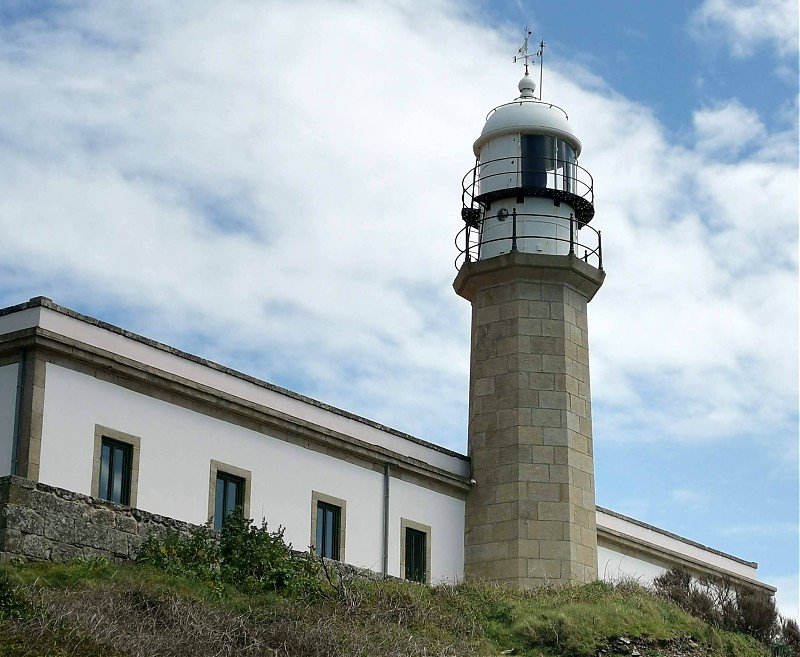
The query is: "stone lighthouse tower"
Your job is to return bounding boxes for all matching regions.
[454,36,605,588]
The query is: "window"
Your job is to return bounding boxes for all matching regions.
[214,471,245,530]
[521,134,578,193]
[99,438,132,505]
[400,518,431,584]
[315,501,341,560]
[405,528,426,582]
[207,460,252,530]
[521,134,550,188]
[91,425,140,507]
[310,491,346,561]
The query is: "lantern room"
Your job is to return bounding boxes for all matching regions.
[457,70,602,268]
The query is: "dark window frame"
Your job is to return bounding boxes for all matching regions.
[214,471,245,531]
[98,437,132,506]
[404,527,427,583]
[315,501,342,560]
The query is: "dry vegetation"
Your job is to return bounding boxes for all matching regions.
[1,559,787,657]
[0,515,795,657]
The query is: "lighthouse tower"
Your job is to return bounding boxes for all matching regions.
[454,35,605,588]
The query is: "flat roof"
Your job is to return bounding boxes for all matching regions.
[597,506,757,569]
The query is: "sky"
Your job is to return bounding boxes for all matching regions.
[0,0,797,618]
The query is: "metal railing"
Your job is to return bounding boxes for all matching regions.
[462,156,594,210]
[455,208,603,271]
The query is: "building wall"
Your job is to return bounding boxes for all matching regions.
[598,545,667,583]
[596,541,774,595]
[34,305,468,476]
[597,540,773,594]
[389,477,465,582]
[36,362,466,581]
[0,363,18,476]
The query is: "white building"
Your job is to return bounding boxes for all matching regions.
[0,296,772,593]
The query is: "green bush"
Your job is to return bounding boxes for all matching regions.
[136,509,319,597]
[136,522,223,592]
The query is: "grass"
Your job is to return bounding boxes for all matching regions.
[0,559,774,657]
[469,579,769,655]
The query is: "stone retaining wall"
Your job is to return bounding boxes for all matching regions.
[0,475,396,583]
[0,475,194,563]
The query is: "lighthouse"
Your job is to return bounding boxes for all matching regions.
[454,34,605,588]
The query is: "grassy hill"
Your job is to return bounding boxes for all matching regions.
[0,558,777,657]
[2,515,794,656]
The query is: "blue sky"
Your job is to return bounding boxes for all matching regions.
[0,0,797,617]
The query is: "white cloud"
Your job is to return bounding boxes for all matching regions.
[0,0,796,463]
[577,96,797,449]
[691,0,800,57]
[0,0,497,444]
[693,100,766,156]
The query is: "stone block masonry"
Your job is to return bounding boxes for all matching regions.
[454,252,605,589]
[0,475,194,563]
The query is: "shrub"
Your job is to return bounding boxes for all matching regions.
[777,617,800,656]
[654,567,778,644]
[735,587,778,643]
[654,567,718,624]
[136,522,223,592]
[217,511,319,596]
[137,509,319,597]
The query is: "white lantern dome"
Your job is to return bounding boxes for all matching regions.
[473,75,582,157]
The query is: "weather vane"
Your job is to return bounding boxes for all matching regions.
[513,27,534,75]
[513,27,545,100]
